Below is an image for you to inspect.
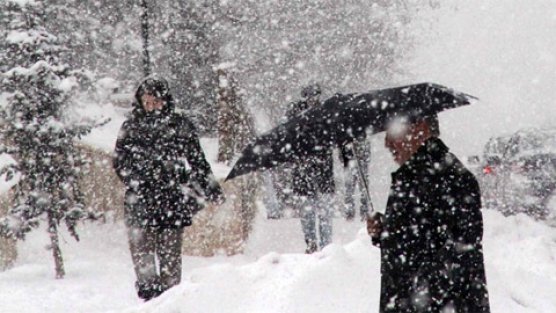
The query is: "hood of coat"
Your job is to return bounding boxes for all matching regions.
[132,76,175,117]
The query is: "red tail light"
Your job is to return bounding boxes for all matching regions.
[483,166,493,174]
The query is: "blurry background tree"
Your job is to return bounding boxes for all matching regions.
[0,0,441,261]
[2,0,433,135]
[215,64,255,164]
[46,0,141,88]
[0,0,101,278]
[216,0,415,129]
[145,0,420,133]
[145,0,222,133]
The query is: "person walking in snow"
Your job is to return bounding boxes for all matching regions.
[366,114,490,313]
[113,77,224,301]
[286,84,336,254]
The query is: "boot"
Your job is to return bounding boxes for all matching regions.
[136,278,163,301]
[305,240,318,254]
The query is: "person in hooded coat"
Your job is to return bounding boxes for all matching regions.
[367,115,490,313]
[113,77,224,301]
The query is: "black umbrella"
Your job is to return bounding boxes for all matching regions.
[226,82,475,181]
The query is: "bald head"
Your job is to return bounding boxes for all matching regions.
[384,116,439,165]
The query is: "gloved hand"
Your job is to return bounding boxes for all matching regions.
[159,160,190,184]
[366,212,383,240]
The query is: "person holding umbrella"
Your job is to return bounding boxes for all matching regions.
[113,76,225,301]
[286,84,336,254]
[224,81,487,307]
[367,114,490,313]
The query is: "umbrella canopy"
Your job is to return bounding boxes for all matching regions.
[226,82,475,181]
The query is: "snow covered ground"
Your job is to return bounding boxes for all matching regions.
[1,208,555,313]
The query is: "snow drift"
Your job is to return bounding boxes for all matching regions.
[2,210,553,313]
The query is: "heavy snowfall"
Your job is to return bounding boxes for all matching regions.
[0,0,555,312]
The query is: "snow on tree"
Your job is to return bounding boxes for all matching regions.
[214,0,415,126]
[0,0,101,279]
[147,0,221,134]
[21,0,143,99]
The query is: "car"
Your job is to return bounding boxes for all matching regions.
[479,127,556,220]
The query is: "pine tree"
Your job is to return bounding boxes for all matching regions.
[0,0,100,279]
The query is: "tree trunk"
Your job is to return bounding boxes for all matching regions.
[48,213,65,279]
[217,100,234,163]
[140,0,151,76]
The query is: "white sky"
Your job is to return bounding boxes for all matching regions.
[409,0,556,156]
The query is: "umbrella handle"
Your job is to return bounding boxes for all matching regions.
[352,141,374,217]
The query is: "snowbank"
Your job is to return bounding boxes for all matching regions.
[119,210,556,313]
[122,232,380,313]
[2,209,555,313]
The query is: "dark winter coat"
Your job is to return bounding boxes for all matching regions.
[113,82,223,228]
[285,100,335,196]
[373,137,490,313]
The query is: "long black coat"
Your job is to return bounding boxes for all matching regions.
[285,100,335,196]
[113,88,222,228]
[373,138,490,313]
